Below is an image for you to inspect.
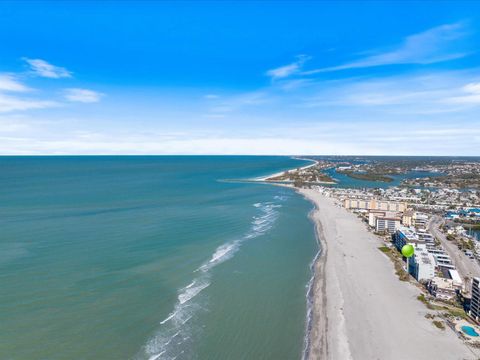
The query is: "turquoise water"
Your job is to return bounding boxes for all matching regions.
[462,325,479,337]
[0,156,317,360]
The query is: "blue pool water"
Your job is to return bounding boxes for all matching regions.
[461,325,479,337]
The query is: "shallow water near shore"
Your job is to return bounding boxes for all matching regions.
[0,156,317,360]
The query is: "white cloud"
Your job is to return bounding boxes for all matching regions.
[0,93,58,113]
[205,90,269,117]
[204,94,219,99]
[0,121,478,155]
[24,58,72,78]
[64,88,103,103]
[0,74,31,92]
[298,70,480,116]
[266,55,310,79]
[463,82,480,93]
[304,22,468,74]
[447,82,480,104]
[0,72,58,112]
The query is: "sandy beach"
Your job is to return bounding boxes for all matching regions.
[299,188,477,360]
[254,158,319,181]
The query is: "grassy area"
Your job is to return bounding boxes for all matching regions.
[417,294,435,309]
[417,294,468,319]
[443,309,468,319]
[432,320,445,330]
[339,170,394,183]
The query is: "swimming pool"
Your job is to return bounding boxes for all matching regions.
[461,325,479,337]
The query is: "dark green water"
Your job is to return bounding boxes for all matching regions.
[0,156,317,360]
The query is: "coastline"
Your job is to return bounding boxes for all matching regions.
[301,202,328,360]
[298,188,477,360]
[254,157,319,181]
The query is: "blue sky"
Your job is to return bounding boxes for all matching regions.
[1,1,480,155]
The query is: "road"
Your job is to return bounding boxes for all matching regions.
[429,215,480,285]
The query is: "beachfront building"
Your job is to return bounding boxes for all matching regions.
[368,210,387,227]
[402,209,414,227]
[368,211,401,234]
[414,212,429,228]
[428,249,453,267]
[427,277,458,301]
[408,244,435,282]
[344,198,407,212]
[469,277,480,321]
[393,226,420,251]
[376,216,401,234]
[416,230,435,244]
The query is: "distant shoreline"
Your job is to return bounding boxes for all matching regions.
[251,157,336,185]
[253,157,319,182]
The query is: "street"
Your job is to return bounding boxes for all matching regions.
[429,216,480,286]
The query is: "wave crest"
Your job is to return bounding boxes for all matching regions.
[140,199,282,360]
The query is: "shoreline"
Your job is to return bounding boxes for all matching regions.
[253,157,319,182]
[301,200,327,360]
[297,188,477,360]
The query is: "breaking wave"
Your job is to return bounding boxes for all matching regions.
[138,198,284,360]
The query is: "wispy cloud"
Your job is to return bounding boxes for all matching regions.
[24,58,72,78]
[204,94,219,99]
[0,116,478,155]
[0,73,57,112]
[0,60,101,112]
[0,93,58,113]
[299,70,480,115]
[64,88,103,103]
[304,22,469,74]
[266,55,310,80]
[447,82,480,104]
[0,74,31,92]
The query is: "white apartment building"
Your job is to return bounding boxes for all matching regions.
[428,249,452,267]
[368,211,401,234]
[344,198,407,212]
[375,217,401,234]
[414,212,429,228]
[417,231,435,244]
[408,244,435,282]
[368,210,386,227]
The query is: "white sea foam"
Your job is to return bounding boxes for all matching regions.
[159,311,177,325]
[178,279,210,305]
[197,241,240,272]
[140,199,281,360]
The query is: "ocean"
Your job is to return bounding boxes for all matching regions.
[0,156,318,360]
